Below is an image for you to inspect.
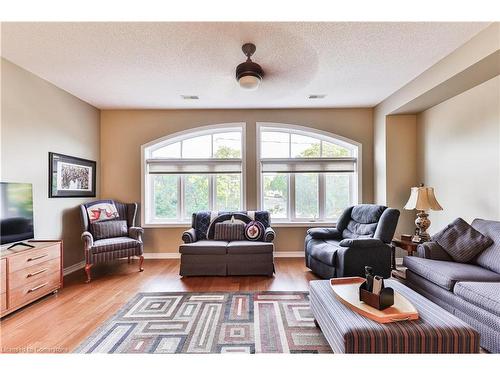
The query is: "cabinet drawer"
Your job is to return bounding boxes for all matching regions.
[9,257,61,290]
[1,293,6,312]
[1,259,6,294]
[9,272,60,308]
[9,244,60,272]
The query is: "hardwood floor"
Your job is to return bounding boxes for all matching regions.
[0,257,318,353]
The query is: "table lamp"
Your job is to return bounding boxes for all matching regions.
[404,183,443,243]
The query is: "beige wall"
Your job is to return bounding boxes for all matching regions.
[386,115,418,235]
[100,108,373,253]
[417,76,500,233]
[374,23,500,233]
[1,59,100,268]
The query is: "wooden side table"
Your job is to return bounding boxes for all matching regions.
[390,238,418,270]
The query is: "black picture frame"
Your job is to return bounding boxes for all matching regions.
[48,152,96,198]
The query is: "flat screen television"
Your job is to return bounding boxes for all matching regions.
[1,182,34,246]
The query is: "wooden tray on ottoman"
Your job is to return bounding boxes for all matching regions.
[330,277,419,324]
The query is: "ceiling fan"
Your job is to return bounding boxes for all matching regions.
[235,43,264,91]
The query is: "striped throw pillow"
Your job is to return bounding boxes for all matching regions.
[433,218,493,263]
[214,223,245,241]
[90,220,128,240]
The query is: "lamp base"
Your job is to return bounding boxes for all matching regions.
[414,211,431,243]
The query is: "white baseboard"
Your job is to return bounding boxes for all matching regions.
[62,252,305,270]
[143,251,305,259]
[143,252,181,259]
[273,251,304,258]
[63,261,85,276]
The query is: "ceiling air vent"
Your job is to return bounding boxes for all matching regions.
[181,95,199,100]
[308,94,326,99]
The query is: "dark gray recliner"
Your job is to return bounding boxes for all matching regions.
[305,204,400,279]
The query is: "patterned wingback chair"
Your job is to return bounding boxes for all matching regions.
[80,200,144,282]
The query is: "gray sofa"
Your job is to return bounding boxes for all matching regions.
[180,211,275,276]
[403,218,500,353]
[305,204,400,279]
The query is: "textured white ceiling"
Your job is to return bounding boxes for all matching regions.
[1,22,490,109]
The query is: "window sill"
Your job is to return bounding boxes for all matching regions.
[143,222,336,229]
[271,222,336,228]
[143,223,191,228]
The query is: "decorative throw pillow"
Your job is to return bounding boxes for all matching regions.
[244,220,265,241]
[87,202,119,223]
[214,223,245,241]
[90,220,128,240]
[432,217,493,263]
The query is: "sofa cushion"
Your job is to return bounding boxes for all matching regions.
[193,210,271,240]
[403,256,500,291]
[341,205,386,239]
[226,241,273,255]
[91,237,141,254]
[471,219,500,274]
[309,239,341,266]
[179,240,228,255]
[90,220,128,240]
[454,281,500,316]
[433,218,492,263]
[342,221,376,239]
[214,222,245,241]
[351,204,386,224]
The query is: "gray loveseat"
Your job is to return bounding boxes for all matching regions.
[403,219,500,353]
[305,204,400,279]
[180,211,275,276]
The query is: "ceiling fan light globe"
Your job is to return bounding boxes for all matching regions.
[238,75,261,90]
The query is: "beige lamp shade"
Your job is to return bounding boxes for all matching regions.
[404,186,443,211]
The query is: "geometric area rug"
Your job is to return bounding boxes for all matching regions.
[75,291,332,354]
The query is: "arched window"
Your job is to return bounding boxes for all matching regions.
[142,123,245,225]
[257,123,360,222]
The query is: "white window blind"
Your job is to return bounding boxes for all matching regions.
[260,157,356,173]
[147,158,242,174]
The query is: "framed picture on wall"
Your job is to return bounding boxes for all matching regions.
[49,152,96,198]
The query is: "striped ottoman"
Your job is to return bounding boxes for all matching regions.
[309,279,480,353]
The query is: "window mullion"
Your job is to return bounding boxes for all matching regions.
[149,175,154,223]
[210,175,216,211]
[179,175,184,221]
[318,173,325,220]
[289,173,295,221]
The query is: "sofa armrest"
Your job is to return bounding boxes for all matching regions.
[81,231,94,249]
[307,228,342,240]
[339,238,384,248]
[417,241,453,261]
[129,226,144,241]
[182,228,197,244]
[264,227,275,242]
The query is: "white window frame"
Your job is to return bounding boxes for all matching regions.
[141,123,246,227]
[256,122,362,225]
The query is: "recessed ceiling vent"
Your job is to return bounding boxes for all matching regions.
[308,94,326,99]
[181,95,199,100]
